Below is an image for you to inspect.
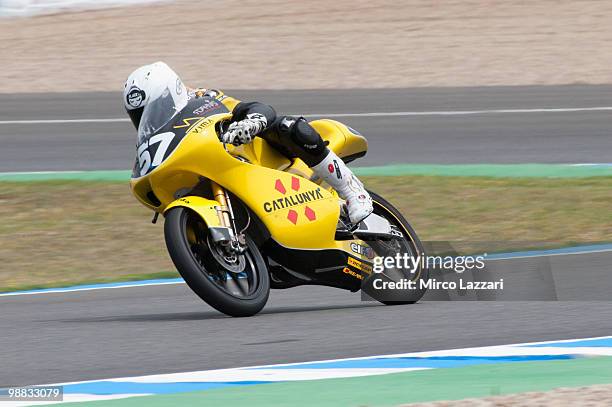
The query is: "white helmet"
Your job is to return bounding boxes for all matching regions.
[123,62,188,136]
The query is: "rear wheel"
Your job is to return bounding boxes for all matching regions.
[361,191,429,304]
[164,207,270,317]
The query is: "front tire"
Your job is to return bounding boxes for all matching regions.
[164,207,270,317]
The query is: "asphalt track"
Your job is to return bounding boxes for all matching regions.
[2,85,612,171]
[2,249,612,387]
[2,85,612,388]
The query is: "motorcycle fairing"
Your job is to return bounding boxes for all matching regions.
[262,239,374,292]
[131,109,369,252]
[132,97,230,178]
[132,114,339,249]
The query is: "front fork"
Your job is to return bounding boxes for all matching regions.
[210,181,246,254]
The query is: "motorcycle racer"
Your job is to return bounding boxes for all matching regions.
[123,61,373,224]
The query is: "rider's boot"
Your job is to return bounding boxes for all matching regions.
[311,150,373,224]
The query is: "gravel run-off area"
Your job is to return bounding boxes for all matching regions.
[2,0,612,92]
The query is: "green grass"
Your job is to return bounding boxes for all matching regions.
[1,176,611,292]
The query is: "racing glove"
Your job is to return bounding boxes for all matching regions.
[221,113,267,146]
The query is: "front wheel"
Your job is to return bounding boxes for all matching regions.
[361,191,429,305]
[164,207,270,317]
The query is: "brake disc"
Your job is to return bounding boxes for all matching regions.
[207,235,246,273]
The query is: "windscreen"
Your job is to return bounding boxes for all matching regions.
[137,87,182,144]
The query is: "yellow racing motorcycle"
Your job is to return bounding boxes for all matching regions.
[130,97,428,316]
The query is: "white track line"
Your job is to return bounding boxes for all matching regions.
[307,106,612,118]
[2,106,612,125]
[0,171,84,175]
[0,118,129,124]
[11,335,612,406]
[0,280,184,297]
[31,335,612,386]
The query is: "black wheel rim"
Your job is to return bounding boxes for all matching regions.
[369,201,422,283]
[182,210,260,299]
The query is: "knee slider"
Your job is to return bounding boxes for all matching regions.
[278,116,325,155]
[293,119,321,146]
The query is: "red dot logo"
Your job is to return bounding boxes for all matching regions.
[304,206,316,221]
[291,176,300,191]
[275,179,286,195]
[328,164,334,173]
[287,210,298,224]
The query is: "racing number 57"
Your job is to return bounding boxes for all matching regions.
[137,132,175,176]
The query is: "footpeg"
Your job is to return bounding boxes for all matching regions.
[351,213,399,240]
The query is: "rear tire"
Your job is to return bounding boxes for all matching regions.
[362,190,429,305]
[164,207,270,317]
